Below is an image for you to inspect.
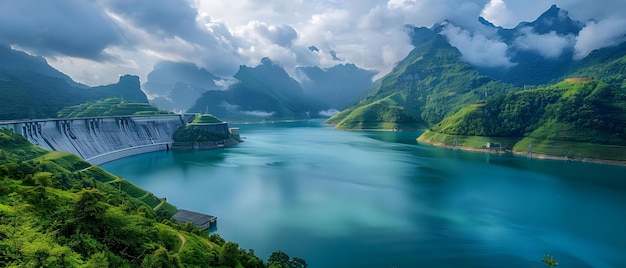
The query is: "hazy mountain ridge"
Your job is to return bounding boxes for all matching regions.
[188,58,319,121]
[0,46,148,120]
[0,44,85,88]
[145,57,376,121]
[145,60,223,112]
[477,5,583,85]
[296,63,377,110]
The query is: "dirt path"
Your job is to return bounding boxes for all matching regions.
[177,234,186,253]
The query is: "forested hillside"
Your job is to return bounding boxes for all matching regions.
[326,34,516,130]
[0,45,148,120]
[0,129,302,267]
[430,80,626,141]
[56,98,172,118]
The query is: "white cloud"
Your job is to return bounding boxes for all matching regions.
[213,78,237,90]
[514,27,575,58]
[574,17,626,59]
[241,110,276,117]
[480,0,515,28]
[1,0,626,87]
[318,109,340,117]
[441,23,515,68]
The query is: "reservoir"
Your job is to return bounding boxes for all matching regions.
[101,120,626,267]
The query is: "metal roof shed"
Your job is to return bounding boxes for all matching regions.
[172,209,217,230]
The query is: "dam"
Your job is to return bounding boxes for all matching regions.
[0,114,207,165]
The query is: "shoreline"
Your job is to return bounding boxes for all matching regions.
[417,137,626,167]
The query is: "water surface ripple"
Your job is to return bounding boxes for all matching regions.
[102,120,626,268]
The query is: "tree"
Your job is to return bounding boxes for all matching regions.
[74,189,107,233]
[33,171,53,187]
[219,242,239,267]
[290,257,308,268]
[85,252,109,268]
[268,251,290,267]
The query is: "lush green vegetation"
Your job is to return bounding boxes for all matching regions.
[174,114,233,143]
[422,80,626,151]
[0,129,303,267]
[328,24,626,161]
[192,114,223,124]
[419,80,626,160]
[326,35,517,130]
[56,98,172,118]
[428,81,626,141]
[0,67,148,120]
[174,126,231,143]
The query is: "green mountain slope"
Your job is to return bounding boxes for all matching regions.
[0,46,148,121]
[326,34,516,130]
[416,36,626,161]
[419,80,626,161]
[0,129,296,267]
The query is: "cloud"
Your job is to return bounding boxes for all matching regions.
[0,0,122,60]
[480,0,514,28]
[241,110,276,117]
[441,23,515,68]
[213,78,238,90]
[514,27,576,58]
[574,17,626,59]
[318,109,341,117]
[219,101,275,117]
[102,0,199,40]
[2,0,626,87]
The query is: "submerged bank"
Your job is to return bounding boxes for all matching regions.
[417,130,626,166]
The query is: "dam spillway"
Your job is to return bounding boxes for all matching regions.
[0,114,198,165]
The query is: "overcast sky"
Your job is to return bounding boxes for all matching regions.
[0,0,625,86]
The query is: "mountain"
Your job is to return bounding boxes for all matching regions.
[0,46,148,120]
[477,5,584,85]
[144,61,222,112]
[0,44,85,88]
[328,5,626,160]
[296,64,376,110]
[189,58,320,121]
[419,78,626,161]
[326,33,516,130]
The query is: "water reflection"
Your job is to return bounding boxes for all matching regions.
[102,120,626,268]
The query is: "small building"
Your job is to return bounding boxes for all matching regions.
[486,142,501,149]
[229,127,240,138]
[172,209,217,230]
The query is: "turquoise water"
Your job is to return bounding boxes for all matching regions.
[101,120,626,267]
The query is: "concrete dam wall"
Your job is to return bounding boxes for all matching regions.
[0,114,199,165]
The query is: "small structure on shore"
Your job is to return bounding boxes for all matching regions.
[229,127,240,138]
[486,142,503,154]
[564,77,594,82]
[172,209,217,230]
